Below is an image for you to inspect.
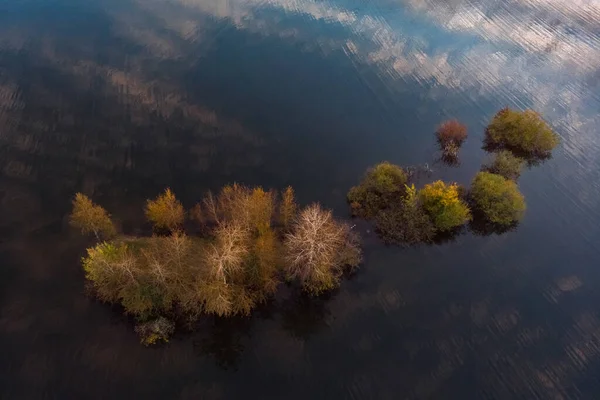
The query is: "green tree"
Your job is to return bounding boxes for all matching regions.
[70,193,116,240]
[470,172,526,225]
[485,150,525,180]
[485,108,559,157]
[347,162,407,217]
[145,188,185,231]
[418,181,471,231]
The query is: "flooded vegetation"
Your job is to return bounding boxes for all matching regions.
[1,0,600,398]
[348,108,555,244]
[74,187,360,345]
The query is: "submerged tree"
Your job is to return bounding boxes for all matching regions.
[347,162,407,217]
[485,108,559,158]
[145,188,185,231]
[470,172,526,226]
[418,181,471,231]
[436,119,467,161]
[73,185,362,345]
[284,204,361,295]
[484,150,525,181]
[70,193,116,239]
[135,317,175,346]
[375,184,435,245]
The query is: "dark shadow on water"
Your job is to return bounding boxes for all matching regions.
[431,225,465,245]
[468,211,519,236]
[192,315,253,371]
[188,286,340,369]
[279,288,332,340]
[482,137,553,167]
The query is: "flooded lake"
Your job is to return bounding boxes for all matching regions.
[1,0,600,398]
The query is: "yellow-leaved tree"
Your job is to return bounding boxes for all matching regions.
[418,181,471,231]
[70,193,116,240]
[145,188,185,231]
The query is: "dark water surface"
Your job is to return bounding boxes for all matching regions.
[1,0,600,398]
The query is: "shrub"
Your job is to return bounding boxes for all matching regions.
[284,204,361,295]
[135,317,175,346]
[485,150,524,180]
[375,184,435,244]
[347,162,407,217]
[470,172,526,225]
[485,108,559,157]
[70,193,116,239]
[418,181,471,231]
[436,119,467,146]
[145,188,185,231]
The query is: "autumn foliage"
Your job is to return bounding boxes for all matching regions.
[71,185,361,344]
[418,181,471,231]
[347,161,472,244]
[70,193,116,239]
[436,119,467,160]
[145,188,185,231]
[279,186,297,230]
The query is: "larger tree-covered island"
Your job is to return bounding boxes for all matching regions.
[71,185,361,345]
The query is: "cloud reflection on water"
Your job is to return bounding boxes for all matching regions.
[171,0,600,152]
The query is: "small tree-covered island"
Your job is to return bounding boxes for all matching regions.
[69,107,559,345]
[71,186,361,345]
[348,107,559,244]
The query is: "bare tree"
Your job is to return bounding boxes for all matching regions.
[203,191,221,225]
[284,204,361,294]
[205,223,251,284]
